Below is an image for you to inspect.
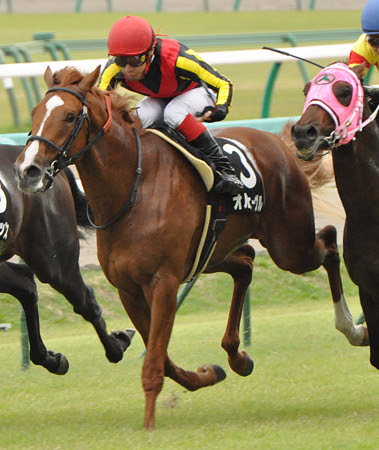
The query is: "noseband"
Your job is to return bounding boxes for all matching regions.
[26,86,113,189]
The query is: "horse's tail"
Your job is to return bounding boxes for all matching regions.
[63,167,95,232]
[278,121,334,189]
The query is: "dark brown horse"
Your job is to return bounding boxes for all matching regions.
[291,62,379,370]
[0,144,132,374]
[14,65,367,430]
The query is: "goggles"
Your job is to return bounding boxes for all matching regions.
[367,35,379,47]
[114,52,148,68]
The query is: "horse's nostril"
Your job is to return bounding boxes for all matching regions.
[291,124,299,139]
[305,125,318,140]
[292,124,318,142]
[26,165,42,180]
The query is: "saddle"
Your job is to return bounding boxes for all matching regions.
[147,124,265,281]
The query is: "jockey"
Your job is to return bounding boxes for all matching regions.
[349,0,379,76]
[348,0,379,115]
[98,15,244,195]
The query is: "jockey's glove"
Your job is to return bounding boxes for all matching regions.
[199,105,228,122]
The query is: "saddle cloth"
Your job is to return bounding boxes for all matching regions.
[0,179,11,241]
[146,126,265,281]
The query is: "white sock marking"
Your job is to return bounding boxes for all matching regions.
[334,295,366,346]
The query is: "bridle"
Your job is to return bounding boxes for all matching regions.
[303,63,379,148]
[27,86,143,230]
[27,86,113,189]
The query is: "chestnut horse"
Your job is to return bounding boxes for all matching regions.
[0,144,132,374]
[14,66,367,430]
[291,62,379,370]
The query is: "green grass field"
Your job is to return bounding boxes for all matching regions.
[1,9,378,448]
[1,254,378,447]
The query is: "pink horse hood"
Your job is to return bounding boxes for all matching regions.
[303,63,364,145]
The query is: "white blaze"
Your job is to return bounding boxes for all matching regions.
[20,95,64,170]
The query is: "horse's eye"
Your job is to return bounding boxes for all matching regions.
[333,83,352,107]
[66,113,76,123]
[340,87,352,98]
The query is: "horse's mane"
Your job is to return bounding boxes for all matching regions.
[93,87,144,131]
[52,66,144,131]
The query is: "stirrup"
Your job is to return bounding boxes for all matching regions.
[214,174,244,195]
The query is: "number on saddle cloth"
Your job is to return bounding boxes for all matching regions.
[215,137,265,216]
[0,180,11,241]
[149,124,265,215]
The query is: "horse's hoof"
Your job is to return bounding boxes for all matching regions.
[56,354,69,375]
[240,352,254,377]
[212,365,227,383]
[47,351,69,375]
[112,328,135,350]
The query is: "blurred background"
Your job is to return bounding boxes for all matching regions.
[0,1,374,134]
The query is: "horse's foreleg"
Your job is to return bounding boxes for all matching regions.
[48,265,134,363]
[207,244,255,377]
[141,275,180,431]
[118,277,227,429]
[359,287,379,369]
[0,262,69,374]
[317,225,369,346]
[79,284,135,361]
[140,274,227,430]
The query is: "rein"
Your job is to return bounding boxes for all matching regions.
[87,127,143,230]
[27,86,143,230]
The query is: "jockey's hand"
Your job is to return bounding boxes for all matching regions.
[196,105,228,122]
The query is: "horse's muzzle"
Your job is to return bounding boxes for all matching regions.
[291,123,331,161]
[14,163,46,194]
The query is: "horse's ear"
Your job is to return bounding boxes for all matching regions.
[78,65,101,93]
[354,62,367,82]
[303,81,311,96]
[44,66,54,88]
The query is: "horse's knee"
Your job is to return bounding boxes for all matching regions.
[228,244,255,283]
[73,285,102,321]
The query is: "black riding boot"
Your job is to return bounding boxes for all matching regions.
[190,130,244,195]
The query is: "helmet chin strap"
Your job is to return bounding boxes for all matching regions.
[142,50,155,77]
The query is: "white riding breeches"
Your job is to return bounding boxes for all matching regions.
[136,87,217,129]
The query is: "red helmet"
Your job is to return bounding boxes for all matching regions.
[108,16,155,56]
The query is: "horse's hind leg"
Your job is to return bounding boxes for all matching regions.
[205,243,255,377]
[0,262,69,374]
[317,225,369,346]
